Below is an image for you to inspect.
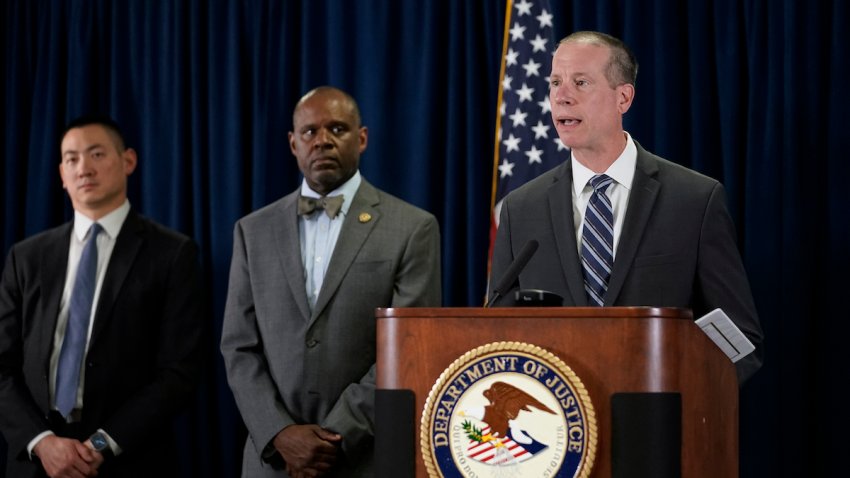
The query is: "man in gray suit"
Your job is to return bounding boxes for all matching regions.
[221,86,441,477]
[489,31,764,382]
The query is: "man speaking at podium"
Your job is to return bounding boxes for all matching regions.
[489,31,763,382]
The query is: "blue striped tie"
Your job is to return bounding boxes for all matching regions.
[56,223,102,418]
[581,175,614,306]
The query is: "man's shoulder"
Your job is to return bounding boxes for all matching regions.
[505,161,570,202]
[8,222,71,256]
[358,182,437,227]
[636,143,720,189]
[372,187,434,218]
[240,192,295,222]
[125,212,197,250]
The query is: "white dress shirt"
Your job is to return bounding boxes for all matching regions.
[571,132,638,259]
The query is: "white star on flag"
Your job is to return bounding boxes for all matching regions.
[525,145,544,164]
[537,97,551,114]
[509,108,528,127]
[536,9,553,28]
[498,159,516,178]
[531,120,550,139]
[521,58,542,77]
[503,134,521,153]
[530,34,548,53]
[509,23,526,41]
[516,83,535,102]
[506,48,519,66]
[515,0,533,16]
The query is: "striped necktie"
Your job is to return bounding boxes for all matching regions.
[581,175,614,306]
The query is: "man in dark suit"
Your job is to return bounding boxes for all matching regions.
[489,31,764,382]
[0,116,204,477]
[221,86,441,477]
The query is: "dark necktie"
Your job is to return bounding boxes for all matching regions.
[297,195,344,218]
[581,175,614,306]
[56,223,102,417]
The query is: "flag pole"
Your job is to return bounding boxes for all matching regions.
[487,0,515,281]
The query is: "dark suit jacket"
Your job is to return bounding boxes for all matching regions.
[221,179,441,477]
[0,211,204,477]
[490,142,764,382]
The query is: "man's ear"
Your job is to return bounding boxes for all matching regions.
[123,148,138,176]
[617,83,635,115]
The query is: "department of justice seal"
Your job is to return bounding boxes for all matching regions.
[421,342,596,478]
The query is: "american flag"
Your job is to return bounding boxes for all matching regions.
[489,0,566,261]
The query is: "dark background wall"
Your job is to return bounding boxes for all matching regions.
[2,1,847,476]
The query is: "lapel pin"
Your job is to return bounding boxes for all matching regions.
[358,213,372,223]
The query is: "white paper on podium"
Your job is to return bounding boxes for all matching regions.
[695,308,755,363]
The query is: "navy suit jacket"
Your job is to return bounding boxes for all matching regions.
[0,211,204,477]
[490,142,764,382]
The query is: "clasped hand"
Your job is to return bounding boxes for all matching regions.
[34,435,104,478]
[273,424,342,478]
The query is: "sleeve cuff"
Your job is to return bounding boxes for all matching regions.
[96,428,123,456]
[27,431,55,459]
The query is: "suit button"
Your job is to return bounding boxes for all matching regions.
[306,339,319,348]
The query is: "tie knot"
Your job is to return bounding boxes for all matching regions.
[88,223,103,239]
[588,174,614,193]
[297,195,345,218]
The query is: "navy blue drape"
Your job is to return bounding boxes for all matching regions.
[1,1,847,476]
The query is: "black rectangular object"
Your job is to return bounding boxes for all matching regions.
[611,392,682,478]
[375,388,415,477]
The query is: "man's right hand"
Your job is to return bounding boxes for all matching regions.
[33,435,100,478]
[272,424,341,478]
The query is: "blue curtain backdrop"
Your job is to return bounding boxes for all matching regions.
[1,1,847,476]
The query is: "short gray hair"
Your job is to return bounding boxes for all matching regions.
[558,31,638,87]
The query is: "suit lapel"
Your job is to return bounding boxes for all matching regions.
[605,144,660,305]
[89,212,144,347]
[547,162,588,306]
[37,224,73,368]
[311,181,379,322]
[273,193,312,322]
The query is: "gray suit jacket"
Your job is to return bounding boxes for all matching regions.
[490,142,764,382]
[221,179,441,477]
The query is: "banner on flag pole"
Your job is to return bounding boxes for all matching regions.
[489,0,566,268]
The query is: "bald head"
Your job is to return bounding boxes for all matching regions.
[293,86,362,128]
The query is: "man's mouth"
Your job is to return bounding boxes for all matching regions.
[312,157,338,169]
[556,117,580,126]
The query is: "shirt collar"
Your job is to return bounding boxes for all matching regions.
[571,132,637,195]
[73,200,131,241]
[299,170,362,216]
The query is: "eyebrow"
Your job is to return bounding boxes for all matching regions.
[62,143,107,156]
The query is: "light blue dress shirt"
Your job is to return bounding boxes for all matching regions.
[299,171,362,311]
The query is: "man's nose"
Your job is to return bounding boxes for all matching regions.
[313,128,333,149]
[76,155,95,176]
[551,84,574,105]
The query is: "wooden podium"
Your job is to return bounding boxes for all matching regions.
[376,307,738,477]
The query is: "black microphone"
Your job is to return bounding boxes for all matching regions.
[485,239,539,307]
